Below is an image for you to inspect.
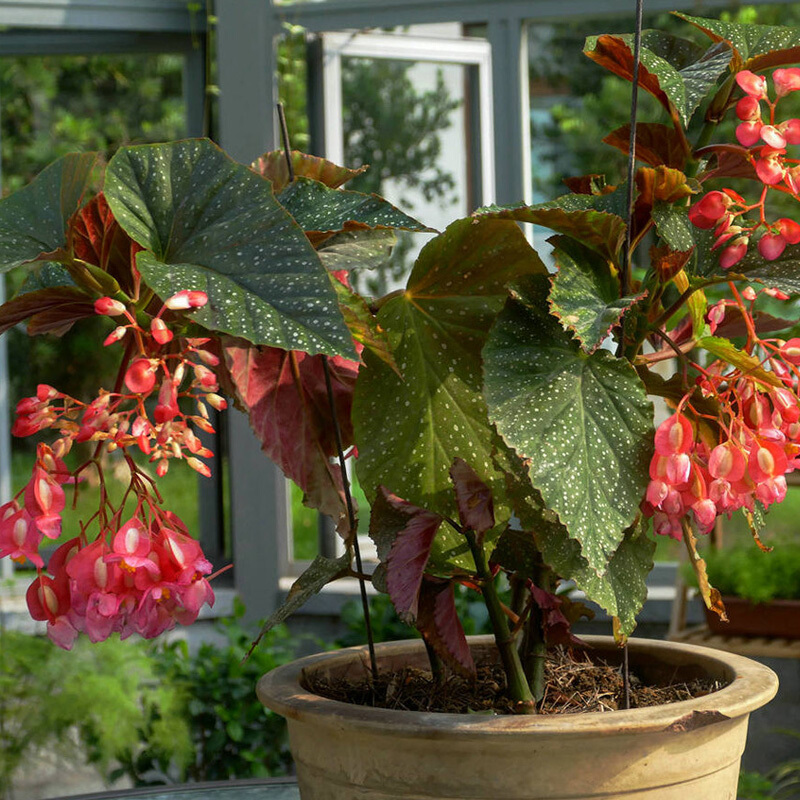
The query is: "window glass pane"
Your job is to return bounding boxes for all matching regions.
[2,53,189,563]
[339,55,470,295]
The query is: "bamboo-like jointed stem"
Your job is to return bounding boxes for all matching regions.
[464,530,536,712]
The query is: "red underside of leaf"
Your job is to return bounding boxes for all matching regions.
[530,585,581,647]
[0,287,95,337]
[69,192,139,295]
[383,495,443,621]
[417,577,475,676]
[224,339,359,528]
[449,457,494,538]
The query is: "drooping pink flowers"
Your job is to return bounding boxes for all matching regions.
[644,292,800,540]
[2,289,223,649]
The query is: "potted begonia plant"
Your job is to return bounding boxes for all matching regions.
[1,9,798,799]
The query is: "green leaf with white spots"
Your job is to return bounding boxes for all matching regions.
[0,152,97,273]
[317,228,397,273]
[584,31,730,126]
[736,244,800,296]
[483,275,654,577]
[535,514,654,636]
[477,193,626,262]
[652,202,695,251]
[677,13,800,72]
[277,177,429,243]
[548,238,645,353]
[105,139,354,357]
[352,217,547,572]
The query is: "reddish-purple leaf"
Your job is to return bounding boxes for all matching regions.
[224,338,359,532]
[697,145,759,182]
[0,287,95,336]
[603,123,690,169]
[379,491,442,621]
[530,585,581,647]
[449,457,494,539]
[68,193,139,296]
[416,577,475,676]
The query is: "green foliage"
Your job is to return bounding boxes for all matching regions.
[113,601,295,785]
[0,630,190,798]
[691,543,800,604]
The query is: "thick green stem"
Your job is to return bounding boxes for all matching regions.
[465,530,536,713]
[522,605,547,703]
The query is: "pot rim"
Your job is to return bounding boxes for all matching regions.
[257,635,778,739]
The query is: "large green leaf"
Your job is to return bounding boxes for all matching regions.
[677,13,800,71]
[477,193,626,262]
[548,238,644,353]
[353,217,546,572]
[104,139,354,357]
[483,275,654,576]
[277,177,428,243]
[584,32,730,126]
[535,514,655,636]
[0,152,97,273]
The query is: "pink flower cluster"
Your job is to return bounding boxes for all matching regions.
[645,332,800,540]
[1,290,223,648]
[22,512,213,649]
[689,68,800,268]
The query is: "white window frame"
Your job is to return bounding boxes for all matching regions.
[320,30,496,207]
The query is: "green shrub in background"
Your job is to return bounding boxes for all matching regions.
[0,628,190,799]
[686,544,800,605]
[112,599,295,786]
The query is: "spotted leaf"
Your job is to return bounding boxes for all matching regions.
[535,514,655,636]
[277,177,429,246]
[104,139,354,357]
[676,13,800,72]
[0,152,97,273]
[353,217,546,572]
[483,275,654,577]
[548,238,645,353]
[477,194,626,263]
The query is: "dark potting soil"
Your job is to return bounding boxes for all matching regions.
[306,647,723,715]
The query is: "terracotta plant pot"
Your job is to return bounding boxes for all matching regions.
[705,596,800,639]
[257,635,778,800]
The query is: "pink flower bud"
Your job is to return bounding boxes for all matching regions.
[736,70,768,99]
[125,359,158,394]
[781,338,800,364]
[206,393,227,411]
[720,237,749,269]
[186,457,212,478]
[94,297,126,316]
[736,120,763,146]
[736,95,761,121]
[779,118,800,145]
[773,68,800,98]
[758,231,787,261]
[741,286,758,301]
[778,218,800,244]
[150,318,174,345]
[760,125,787,149]
[164,290,208,310]
[103,326,127,347]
